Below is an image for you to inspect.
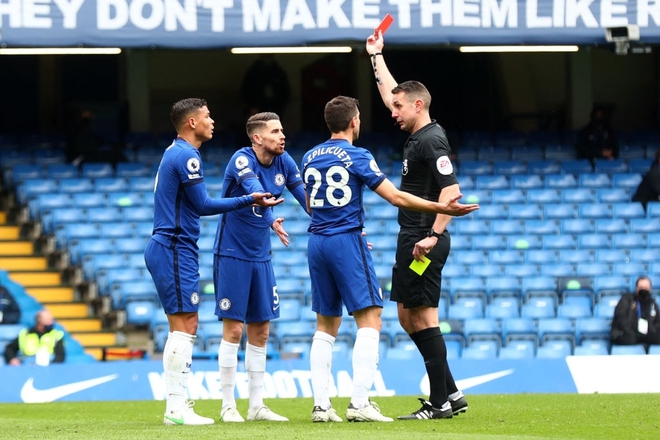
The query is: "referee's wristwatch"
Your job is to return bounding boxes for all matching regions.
[426,229,442,240]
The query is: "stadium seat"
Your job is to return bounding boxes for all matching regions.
[611,233,646,249]
[562,160,594,174]
[576,262,611,277]
[577,234,611,249]
[558,249,595,264]
[543,203,578,220]
[108,192,144,208]
[130,177,155,192]
[510,174,543,189]
[593,218,627,235]
[612,173,643,189]
[544,145,575,161]
[125,300,157,325]
[648,233,660,248]
[629,248,660,263]
[546,174,578,190]
[459,160,493,175]
[460,190,491,205]
[578,173,611,188]
[526,249,559,265]
[474,205,508,220]
[486,297,520,320]
[617,144,646,160]
[612,202,646,219]
[540,263,575,278]
[463,318,501,346]
[30,193,72,218]
[501,318,537,345]
[509,204,543,220]
[462,340,499,359]
[536,340,572,358]
[71,192,107,209]
[574,318,611,344]
[573,344,609,356]
[448,298,485,320]
[579,204,612,219]
[557,303,592,320]
[485,277,522,300]
[46,163,78,179]
[477,146,510,161]
[87,207,123,223]
[457,219,489,235]
[506,235,542,250]
[489,250,526,264]
[526,189,561,204]
[59,178,94,193]
[521,296,557,319]
[522,277,557,298]
[510,146,544,161]
[472,235,506,251]
[562,188,595,204]
[476,175,509,190]
[537,318,574,345]
[500,340,537,359]
[629,158,652,174]
[491,189,525,204]
[116,162,151,177]
[593,159,628,174]
[527,160,560,174]
[610,344,646,355]
[505,264,541,278]
[456,175,474,189]
[612,262,647,278]
[455,250,488,265]
[471,264,504,278]
[542,235,576,250]
[595,188,630,204]
[490,220,524,235]
[111,280,158,309]
[630,218,660,233]
[82,162,114,178]
[280,340,312,358]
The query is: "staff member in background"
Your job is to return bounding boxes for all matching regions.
[611,276,660,352]
[4,310,65,366]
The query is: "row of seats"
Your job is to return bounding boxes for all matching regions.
[457,172,645,190]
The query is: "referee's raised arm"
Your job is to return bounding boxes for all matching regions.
[366,30,398,112]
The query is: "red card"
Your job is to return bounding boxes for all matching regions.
[374,13,394,37]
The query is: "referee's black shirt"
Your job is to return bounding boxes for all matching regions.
[398,120,458,229]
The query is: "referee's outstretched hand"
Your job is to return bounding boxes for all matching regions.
[438,193,479,216]
[250,192,284,208]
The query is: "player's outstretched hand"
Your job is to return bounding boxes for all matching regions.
[439,193,479,216]
[272,217,290,247]
[250,192,284,207]
[366,30,384,54]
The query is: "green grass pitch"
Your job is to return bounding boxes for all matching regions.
[1,394,658,439]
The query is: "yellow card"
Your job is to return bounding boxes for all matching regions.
[409,256,431,275]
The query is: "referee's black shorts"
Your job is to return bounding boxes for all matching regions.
[390,228,450,309]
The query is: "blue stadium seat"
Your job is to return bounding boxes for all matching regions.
[594,218,627,234]
[501,318,537,345]
[510,174,544,189]
[629,158,652,174]
[448,298,485,320]
[579,204,612,219]
[648,233,660,248]
[527,160,560,174]
[485,277,522,300]
[573,343,609,356]
[593,302,616,319]
[462,340,498,359]
[491,189,525,204]
[595,188,630,203]
[541,263,574,278]
[474,205,508,220]
[130,177,155,192]
[522,297,557,319]
[82,163,114,178]
[562,188,595,204]
[544,145,575,161]
[612,262,646,277]
[559,249,594,264]
[536,340,572,358]
[560,219,593,234]
[277,298,303,322]
[125,300,158,325]
[280,340,312,358]
[472,235,506,250]
[499,340,536,359]
[455,250,488,265]
[545,174,578,189]
[574,318,611,344]
[576,262,611,277]
[593,276,629,296]
[87,207,123,223]
[543,203,578,220]
[99,267,147,297]
[490,220,524,235]
[486,297,520,319]
[526,189,561,204]
[59,178,94,193]
[493,160,526,175]
[476,175,509,190]
[370,204,398,220]
[457,219,489,235]
[107,192,144,208]
[537,318,574,344]
[489,250,526,264]
[456,175,474,189]
[611,233,646,249]
[114,237,149,254]
[594,249,625,263]
[524,220,559,235]
[505,264,541,278]
[522,277,557,298]
[526,249,559,265]
[116,162,151,177]
[612,202,646,219]
[463,318,501,346]
[46,164,78,179]
[577,234,611,249]
[563,160,594,174]
[472,264,504,278]
[610,344,646,355]
[30,193,72,218]
[630,218,660,233]
[111,280,158,309]
[278,321,316,342]
[593,159,628,174]
[71,192,107,209]
[449,280,487,303]
[612,172,643,189]
[617,144,646,160]
[557,303,592,319]
[459,160,493,175]
[477,146,510,161]
[508,204,543,220]
[541,235,576,250]
[578,173,611,188]
[123,206,153,223]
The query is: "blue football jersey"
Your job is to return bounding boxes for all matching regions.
[214,147,305,261]
[302,139,386,235]
[151,138,253,253]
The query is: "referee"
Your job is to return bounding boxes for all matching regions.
[366,31,470,420]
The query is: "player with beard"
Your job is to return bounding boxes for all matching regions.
[213,112,308,422]
[303,96,478,422]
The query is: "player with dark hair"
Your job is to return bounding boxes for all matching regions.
[144,98,281,426]
[366,33,471,419]
[214,112,308,423]
[304,96,478,422]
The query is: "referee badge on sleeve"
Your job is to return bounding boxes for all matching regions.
[436,156,453,175]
